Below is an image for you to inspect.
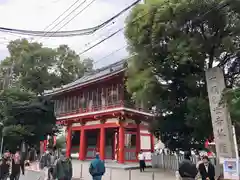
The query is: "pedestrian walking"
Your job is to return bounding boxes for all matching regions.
[53,149,72,180]
[138,150,146,172]
[0,154,10,180]
[47,151,57,180]
[40,149,51,170]
[10,148,24,180]
[89,153,105,180]
[178,151,198,180]
[196,155,203,180]
[198,156,215,180]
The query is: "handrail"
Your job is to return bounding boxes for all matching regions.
[55,100,153,117]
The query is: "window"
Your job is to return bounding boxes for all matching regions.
[112,84,118,103]
[72,96,76,110]
[97,88,102,107]
[106,87,112,105]
[63,98,66,113]
[68,97,72,112]
[92,90,97,107]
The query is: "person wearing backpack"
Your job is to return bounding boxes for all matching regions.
[89,153,105,180]
[178,152,198,180]
[53,149,72,180]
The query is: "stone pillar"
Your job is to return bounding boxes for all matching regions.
[79,128,86,160]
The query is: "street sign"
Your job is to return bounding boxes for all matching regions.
[223,158,240,180]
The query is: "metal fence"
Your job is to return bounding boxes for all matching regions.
[152,153,216,172]
[26,163,172,180]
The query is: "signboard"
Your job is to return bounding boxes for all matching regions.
[205,67,235,158]
[223,158,240,180]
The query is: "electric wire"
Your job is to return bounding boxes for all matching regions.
[78,0,230,56]
[94,45,127,65]
[42,0,88,38]
[0,0,141,37]
[47,0,95,38]
[1,0,231,85]
[41,0,81,33]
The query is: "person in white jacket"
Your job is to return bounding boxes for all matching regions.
[138,150,145,172]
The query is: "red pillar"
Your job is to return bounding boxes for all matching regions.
[150,134,154,153]
[79,128,86,160]
[99,127,105,160]
[118,124,125,163]
[136,123,141,157]
[66,126,72,157]
[97,131,100,152]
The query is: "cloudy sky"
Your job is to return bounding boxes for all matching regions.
[0,0,136,68]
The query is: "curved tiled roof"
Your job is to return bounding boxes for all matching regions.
[43,60,126,96]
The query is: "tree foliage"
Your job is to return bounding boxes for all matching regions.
[223,87,240,144]
[0,39,94,94]
[125,0,240,150]
[0,39,94,150]
[0,88,57,151]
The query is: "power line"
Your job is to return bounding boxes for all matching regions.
[78,11,148,55]
[42,0,88,38]
[41,0,81,32]
[79,28,123,55]
[94,45,127,65]
[83,21,116,46]
[47,0,96,38]
[78,0,230,56]
[0,0,141,37]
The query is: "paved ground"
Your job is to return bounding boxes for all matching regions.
[19,160,175,180]
[72,160,175,180]
[19,170,44,180]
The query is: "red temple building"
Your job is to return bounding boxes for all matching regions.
[44,60,155,163]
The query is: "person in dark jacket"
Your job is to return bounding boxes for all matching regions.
[198,156,215,180]
[89,153,105,180]
[178,152,198,180]
[0,155,10,180]
[53,149,72,180]
[10,149,24,180]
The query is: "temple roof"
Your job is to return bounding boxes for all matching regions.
[43,60,126,96]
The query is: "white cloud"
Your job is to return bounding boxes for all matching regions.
[0,0,132,68]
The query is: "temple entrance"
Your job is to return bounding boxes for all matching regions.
[69,127,124,160]
[86,129,99,159]
[71,130,80,157]
[85,128,116,159]
[105,128,116,159]
[125,128,137,161]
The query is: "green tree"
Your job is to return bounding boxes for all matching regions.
[56,45,94,85]
[0,39,94,94]
[125,0,240,150]
[0,88,57,151]
[0,39,94,150]
[223,87,240,145]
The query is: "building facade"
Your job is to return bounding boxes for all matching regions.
[44,60,154,163]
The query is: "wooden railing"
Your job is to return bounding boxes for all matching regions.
[54,100,153,117]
